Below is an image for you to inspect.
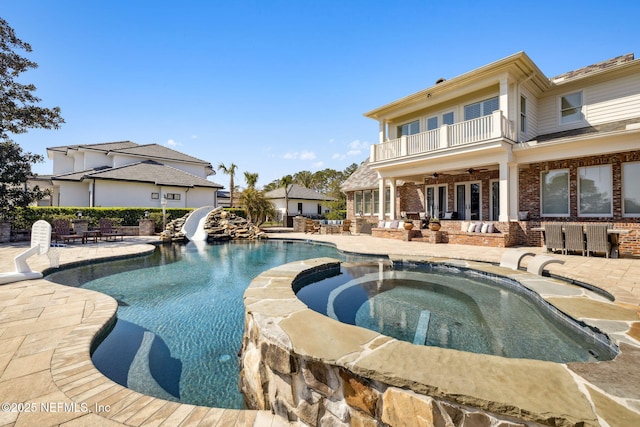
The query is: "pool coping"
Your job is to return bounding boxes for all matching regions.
[1,236,639,426]
[241,256,640,426]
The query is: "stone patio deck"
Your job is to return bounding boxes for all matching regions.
[0,234,638,426]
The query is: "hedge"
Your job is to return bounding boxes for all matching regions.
[11,207,194,230]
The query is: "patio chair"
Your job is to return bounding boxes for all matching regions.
[52,219,84,244]
[99,219,123,241]
[543,223,565,254]
[586,223,611,258]
[564,224,585,256]
[341,220,352,235]
[304,219,317,234]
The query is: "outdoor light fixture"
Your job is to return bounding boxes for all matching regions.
[76,211,82,218]
[432,172,439,178]
[144,210,149,218]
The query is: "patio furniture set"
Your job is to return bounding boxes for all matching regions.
[52,219,123,244]
[533,223,629,259]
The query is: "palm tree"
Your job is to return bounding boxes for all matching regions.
[239,188,275,226]
[244,171,259,189]
[218,163,237,207]
[279,175,293,226]
[293,170,315,189]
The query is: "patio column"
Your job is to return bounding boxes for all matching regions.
[378,178,385,220]
[509,162,519,220]
[378,120,386,144]
[498,161,510,222]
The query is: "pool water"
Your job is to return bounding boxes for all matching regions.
[295,261,617,363]
[46,240,371,408]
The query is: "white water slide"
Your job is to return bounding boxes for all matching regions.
[181,206,219,241]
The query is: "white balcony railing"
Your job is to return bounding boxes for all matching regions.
[372,110,515,162]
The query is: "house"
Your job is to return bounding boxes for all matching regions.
[343,52,640,256]
[40,141,223,208]
[265,184,335,226]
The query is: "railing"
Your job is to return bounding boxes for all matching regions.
[372,111,514,162]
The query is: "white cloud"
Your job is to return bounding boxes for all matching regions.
[347,149,361,156]
[332,153,345,160]
[283,150,316,161]
[313,161,324,168]
[166,139,180,147]
[349,139,369,150]
[191,135,198,139]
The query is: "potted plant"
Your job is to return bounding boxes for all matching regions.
[403,218,414,231]
[428,217,441,231]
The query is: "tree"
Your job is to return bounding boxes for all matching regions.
[244,171,259,189]
[239,188,275,226]
[218,163,238,207]
[0,18,64,221]
[278,175,293,226]
[293,170,316,189]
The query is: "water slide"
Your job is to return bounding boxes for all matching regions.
[181,206,219,241]
[0,220,51,285]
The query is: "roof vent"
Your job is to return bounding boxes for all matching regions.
[435,77,446,84]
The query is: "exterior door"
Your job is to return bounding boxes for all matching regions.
[455,182,481,220]
[425,185,447,218]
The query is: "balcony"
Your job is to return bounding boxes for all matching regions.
[371,110,515,162]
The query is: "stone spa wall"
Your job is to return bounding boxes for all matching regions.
[238,258,633,427]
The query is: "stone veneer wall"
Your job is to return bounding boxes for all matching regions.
[239,258,606,427]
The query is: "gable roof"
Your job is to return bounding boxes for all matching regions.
[550,53,635,83]
[265,183,335,201]
[47,141,212,167]
[52,160,223,189]
[341,159,379,191]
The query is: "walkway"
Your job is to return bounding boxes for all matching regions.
[0,234,638,426]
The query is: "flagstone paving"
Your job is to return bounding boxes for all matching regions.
[0,233,638,426]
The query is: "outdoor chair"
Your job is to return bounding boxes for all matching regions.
[341,219,352,235]
[586,223,611,258]
[564,223,585,256]
[99,219,123,241]
[52,219,84,244]
[543,223,565,254]
[304,219,317,234]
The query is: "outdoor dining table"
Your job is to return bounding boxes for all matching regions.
[531,226,630,259]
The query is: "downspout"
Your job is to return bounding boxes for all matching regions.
[91,179,96,207]
[185,188,190,208]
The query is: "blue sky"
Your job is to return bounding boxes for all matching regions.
[3,0,639,188]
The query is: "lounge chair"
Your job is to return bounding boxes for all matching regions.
[99,219,123,241]
[564,224,585,256]
[52,219,84,244]
[543,223,565,254]
[586,223,611,258]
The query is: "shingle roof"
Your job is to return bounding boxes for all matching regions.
[108,144,211,165]
[341,159,379,191]
[533,117,640,143]
[550,53,635,83]
[47,141,211,166]
[52,160,223,188]
[265,184,335,201]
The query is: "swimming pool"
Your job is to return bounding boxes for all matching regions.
[295,261,618,363]
[46,240,374,408]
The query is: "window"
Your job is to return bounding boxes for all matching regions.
[579,165,612,216]
[372,189,380,214]
[623,162,640,216]
[297,202,303,214]
[165,193,181,200]
[464,97,499,121]
[363,191,372,214]
[425,185,447,218]
[354,192,363,215]
[151,192,159,199]
[560,91,584,124]
[520,96,527,133]
[541,170,569,216]
[427,112,454,130]
[317,204,322,215]
[397,120,419,137]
